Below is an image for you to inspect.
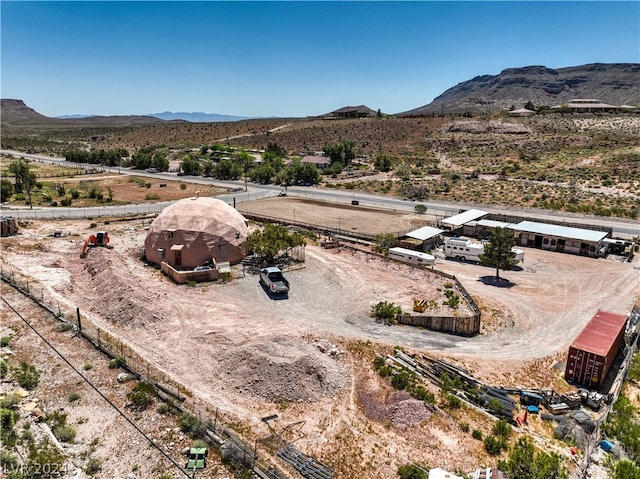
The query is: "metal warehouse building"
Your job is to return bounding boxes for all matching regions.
[565,310,628,390]
[508,221,610,256]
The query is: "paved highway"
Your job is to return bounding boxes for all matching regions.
[2,149,638,238]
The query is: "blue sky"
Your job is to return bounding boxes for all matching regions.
[2,1,639,118]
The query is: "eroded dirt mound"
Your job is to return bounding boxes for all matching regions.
[219,336,346,402]
[358,390,433,428]
[80,248,163,325]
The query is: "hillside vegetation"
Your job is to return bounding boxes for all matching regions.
[2,113,639,219]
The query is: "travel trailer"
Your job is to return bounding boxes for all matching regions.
[388,247,435,266]
[443,237,524,263]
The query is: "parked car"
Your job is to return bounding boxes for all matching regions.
[147,168,158,173]
[194,265,212,271]
[259,267,290,295]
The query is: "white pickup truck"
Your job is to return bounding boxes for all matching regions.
[259,267,290,295]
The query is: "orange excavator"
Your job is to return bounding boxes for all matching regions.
[80,231,111,258]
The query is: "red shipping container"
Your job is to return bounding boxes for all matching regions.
[565,310,627,390]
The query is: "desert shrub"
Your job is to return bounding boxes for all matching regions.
[180,183,187,190]
[145,192,161,200]
[47,410,76,443]
[371,301,403,324]
[410,385,435,404]
[472,429,483,440]
[108,356,125,369]
[12,361,40,390]
[83,362,93,371]
[56,322,73,332]
[0,394,20,410]
[68,392,81,403]
[397,463,428,479]
[459,422,470,433]
[27,438,67,474]
[628,352,640,382]
[54,424,77,443]
[85,458,102,475]
[60,197,72,207]
[0,451,19,472]
[444,394,462,409]
[127,381,157,411]
[391,370,414,390]
[373,356,386,370]
[484,434,508,455]
[414,204,427,214]
[157,403,174,415]
[0,359,7,378]
[492,419,512,438]
[179,412,207,439]
[0,337,10,347]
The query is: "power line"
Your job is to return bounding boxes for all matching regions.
[1,295,191,479]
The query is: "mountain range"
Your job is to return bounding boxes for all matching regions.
[2,63,639,126]
[400,63,640,115]
[57,111,249,122]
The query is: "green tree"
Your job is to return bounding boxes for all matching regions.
[152,152,169,172]
[374,153,393,172]
[323,140,356,166]
[498,437,568,479]
[245,224,305,262]
[180,156,202,176]
[397,463,427,479]
[7,159,37,208]
[213,159,243,180]
[265,142,288,158]
[478,227,518,281]
[1,178,14,201]
[374,233,396,254]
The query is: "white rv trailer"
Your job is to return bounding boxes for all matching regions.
[443,237,524,263]
[388,247,435,266]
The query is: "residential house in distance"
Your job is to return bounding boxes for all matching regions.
[551,99,634,113]
[300,155,331,170]
[329,105,378,118]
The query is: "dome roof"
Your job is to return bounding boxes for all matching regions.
[148,196,248,245]
[144,197,249,267]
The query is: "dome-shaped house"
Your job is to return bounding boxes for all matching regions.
[144,197,248,268]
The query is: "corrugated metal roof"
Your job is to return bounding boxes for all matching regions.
[443,209,488,226]
[405,225,444,241]
[571,310,628,356]
[509,221,609,242]
[477,219,514,228]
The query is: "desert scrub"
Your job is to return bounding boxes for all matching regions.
[12,361,40,390]
[126,381,157,411]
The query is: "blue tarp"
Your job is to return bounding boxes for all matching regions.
[599,440,615,452]
[527,405,539,413]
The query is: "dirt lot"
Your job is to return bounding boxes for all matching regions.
[1,198,639,478]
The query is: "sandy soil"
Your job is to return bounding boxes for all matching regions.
[1,200,639,477]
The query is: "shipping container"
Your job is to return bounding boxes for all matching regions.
[565,310,627,390]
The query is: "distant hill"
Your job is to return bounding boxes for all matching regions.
[400,63,640,115]
[148,111,249,122]
[1,99,166,128]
